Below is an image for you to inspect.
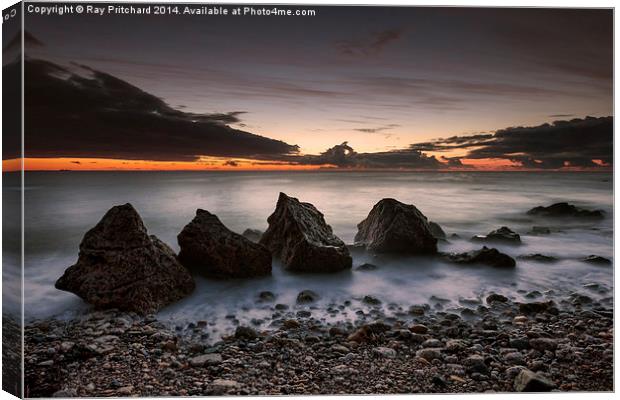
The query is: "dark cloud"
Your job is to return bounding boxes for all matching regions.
[410,116,612,169]
[70,161,81,165]
[12,59,299,161]
[335,28,403,56]
[286,142,444,170]
[353,124,399,133]
[224,160,239,167]
[548,114,574,118]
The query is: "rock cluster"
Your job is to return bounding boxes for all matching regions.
[354,199,437,254]
[527,202,604,218]
[471,227,521,245]
[55,204,195,314]
[260,193,352,273]
[178,209,272,278]
[442,247,516,268]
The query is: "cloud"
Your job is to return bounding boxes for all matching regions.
[12,59,299,161]
[353,124,400,133]
[409,116,612,169]
[286,142,444,170]
[336,28,403,56]
[224,160,238,167]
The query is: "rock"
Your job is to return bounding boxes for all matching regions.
[55,203,195,314]
[514,369,555,392]
[282,319,300,330]
[486,293,509,303]
[518,301,554,314]
[445,339,467,352]
[117,386,134,395]
[354,198,437,254]
[416,348,442,361]
[177,209,272,278]
[517,254,558,263]
[355,263,378,271]
[529,338,558,352]
[373,346,396,358]
[296,290,319,304]
[189,353,222,367]
[429,221,446,239]
[527,202,604,218]
[235,326,258,340]
[444,246,516,268]
[471,226,521,244]
[409,324,428,334]
[259,193,351,272]
[362,295,381,305]
[582,255,611,265]
[258,291,276,302]
[211,379,239,394]
[529,226,551,235]
[242,228,263,243]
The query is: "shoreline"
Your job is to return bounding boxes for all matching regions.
[25,293,613,396]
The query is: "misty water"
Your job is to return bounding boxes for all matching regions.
[10,171,613,339]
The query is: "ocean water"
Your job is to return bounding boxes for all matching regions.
[11,171,613,336]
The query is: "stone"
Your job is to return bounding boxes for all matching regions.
[582,255,611,265]
[486,293,509,303]
[518,301,554,314]
[258,291,276,302]
[416,348,442,361]
[428,221,446,239]
[259,193,352,272]
[362,295,381,305]
[373,346,397,358]
[529,226,551,235]
[189,353,222,367]
[409,324,428,334]
[517,254,558,263]
[354,198,437,254]
[296,290,319,304]
[242,228,263,243]
[471,226,521,244]
[444,246,516,268]
[178,209,272,278]
[355,263,378,271]
[234,326,258,340]
[529,338,558,352]
[527,202,604,218]
[55,203,195,314]
[514,369,555,392]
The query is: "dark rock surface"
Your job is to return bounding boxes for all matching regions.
[528,226,551,235]
[442,246,516,268]
[527,202,604,218]
[428,221,446,239]
[55,204,195,314]
[354,199,437,254]
[242,229,263,243]
[356,263,378,271]
[260,193,351,272]
[471,226,521,244]
[582,255,612,265]
[178,209,272,278]
[517,254,558,263]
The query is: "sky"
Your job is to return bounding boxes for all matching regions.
[2,5,614,171]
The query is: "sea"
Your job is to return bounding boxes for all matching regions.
[3,171,613,339]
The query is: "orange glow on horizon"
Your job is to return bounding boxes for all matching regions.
[1,157,612,172]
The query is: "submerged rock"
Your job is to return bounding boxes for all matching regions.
[259,193,351,272]
[242,229,264,243]
[428,221,446,239]
[582,255,611,265]
[471,226,521,244]
[354,198,437,254]
[528,226,551,235]
[443,246,516,268]
[55,204,195,314]
[355,263,378,271]
[517,254,558,263]
[527,202,604,218]
[178,209,272,278]
[296,290,319,304]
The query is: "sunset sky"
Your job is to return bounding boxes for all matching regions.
[2,6,613,171]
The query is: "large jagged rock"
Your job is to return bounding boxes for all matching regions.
[55,204,195,314]
[354,198,437,254]
[428,221,446,240]
[443,246,516,268]
[527,202,604,218]
[259,193,352,272]
[178,210,272,278]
